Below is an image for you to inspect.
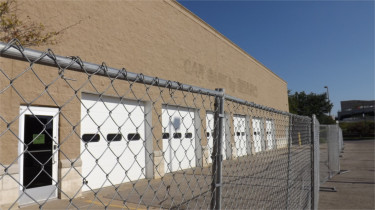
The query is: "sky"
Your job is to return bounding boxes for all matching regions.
[178,0,374,116]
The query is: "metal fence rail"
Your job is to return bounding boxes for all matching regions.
[0,40,314,209]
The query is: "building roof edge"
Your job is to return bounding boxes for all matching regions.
[166,0,287,85]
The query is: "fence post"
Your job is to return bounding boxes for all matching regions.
[311,114,319,210]
[311,115,315,210]
[210,88,225,210]
[286,115,293,210]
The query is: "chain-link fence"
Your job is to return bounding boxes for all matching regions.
[319,125,330,184]
[338,127,344,153]
[318,123,344,195]
[0,40,315,209]
[319,124,343,181]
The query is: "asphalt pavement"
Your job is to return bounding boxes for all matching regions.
[6,141,373,209]
[319,139,374,210]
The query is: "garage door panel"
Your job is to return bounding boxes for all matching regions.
[177,137,194,167]
[206,112,228,163]
[205,112,214,164]
[83,97,144,128]
[266,120,275,150]
[234,115,247,157]
[81,142,105,159]
[162,106,196,173]
[81,93,146,191]
[252,118,263,153]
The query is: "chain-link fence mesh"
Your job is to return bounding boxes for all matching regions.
[319,125,330,184]
[319,124,343,185]
[0,40,315,209]
[338,127,344,153]
[320,125,342,180]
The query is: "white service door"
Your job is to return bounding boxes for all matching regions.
[80,94,145,191]
[234,115,247,157]
[18,106,59,205]
[252,118,263,153]
[162,106,196,173]
[266,120,275,150]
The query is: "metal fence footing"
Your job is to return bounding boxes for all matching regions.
[339,170,349,174]
[320,187,337,192]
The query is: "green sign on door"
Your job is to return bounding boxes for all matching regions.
[32,134,45,144]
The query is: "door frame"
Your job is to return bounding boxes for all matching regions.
[18,106,59,205]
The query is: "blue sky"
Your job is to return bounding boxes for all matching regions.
[179,0,374,116]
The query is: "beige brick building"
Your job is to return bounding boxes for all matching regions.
[0,0,289,207]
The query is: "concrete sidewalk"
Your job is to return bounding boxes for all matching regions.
[319,139,374,210]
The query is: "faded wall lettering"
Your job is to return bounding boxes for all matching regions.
[184,59,258,98]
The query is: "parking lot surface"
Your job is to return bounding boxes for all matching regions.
[319,139,375,210]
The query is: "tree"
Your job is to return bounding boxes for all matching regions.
[0,0,60,46]
[288,90,335,124]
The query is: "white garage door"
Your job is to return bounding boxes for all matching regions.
[206,112,214,164]
[80,93,146,191]
[252,118,263,153]
[206,112,227,164]
[266,119,275,150]
[234,115,247,157]
[162,106,196,173]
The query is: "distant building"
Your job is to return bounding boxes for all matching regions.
[337,100,375,122]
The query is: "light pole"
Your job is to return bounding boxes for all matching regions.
[324,86,330,116]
